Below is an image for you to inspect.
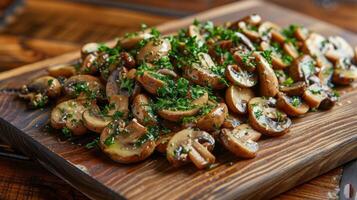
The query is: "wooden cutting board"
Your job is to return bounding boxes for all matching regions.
[0,1,356,199]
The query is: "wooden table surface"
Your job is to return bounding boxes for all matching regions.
[0,0,355,199]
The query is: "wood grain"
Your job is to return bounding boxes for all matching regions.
[0,1,356,199]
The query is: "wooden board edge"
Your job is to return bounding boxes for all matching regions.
[0,117,123,200]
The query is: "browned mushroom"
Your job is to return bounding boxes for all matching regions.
[51,99,88,136]
[325,36,354,62]
[258,21,285,43]
[63,75,104,99]
[119,30,153,50]
[276,93,309,117]
[136,71,166,95]
[183,53,226,89]
[253,52,279,97]
[82,108,112,134]
[80,54,99,75]
[137,38,171,63]
[294,26,310,41]
[260,41,288,69]
[106,67,134,98]
[24,76,62,98]
[132,94,157,126]
[166,128,215,169]
[47,65,76,78]
[99,119,156,164]
[220,124,261,158]
[289,55,316,83]
[225,64,257,87]
[302,84,337,109]
[332,58,357,85]
[248,97,292,137]
[225,85,254,114]
[196,103,228,132]
[222,114,246,129]
[155,132,175,153]
[229,15,262,42]
[158,92,208,122]
[279,81,306,96]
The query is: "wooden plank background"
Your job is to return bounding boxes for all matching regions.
[0,0,356,199]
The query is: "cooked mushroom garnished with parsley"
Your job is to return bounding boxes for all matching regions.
[19,15,355,170]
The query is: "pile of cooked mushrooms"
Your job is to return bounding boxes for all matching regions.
[19,14,357,169]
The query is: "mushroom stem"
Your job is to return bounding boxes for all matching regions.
[188,140,216,169]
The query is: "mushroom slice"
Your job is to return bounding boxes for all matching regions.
[260,41,288,69]
[80,54,99,75]
[167,128,215,169]
[183,53,226,89]
[25,76,62,98]
[158,92,208,122]
[237,21,260,42]
[302,84,326,108]
[81,42,99,60]
[283,43,299,59]
[119,30,153,49]
[108,94,129,119]
[294,27,310,41]
[99,119,156,164]
[325,36,354,62]
[63,75,104,99]
[47,64,76,78]
[225,85,254,114]
[137,38,171,63]
[279,81,306,96]
[51,99,88,136]
[132,94,157,126]
[235,32,255,51]
[197,103,228,132]
[225,64,257,87]
[276,93,309,117]
[332,58,357,85]
[83,108,112,133]
[232,50,257,72]
[289,55,316,82]
[303,33,333,69]
[253,52,279,97]
[248,97,292,137]
[136,71,166,95]
[258,21,285,43]
[220,124,261,158]
[302,84,337,109]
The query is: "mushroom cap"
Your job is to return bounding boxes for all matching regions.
[119,30,153,50]
[253,52,279,97]
[248,97,292,137]
[26,76,62,98]
[51,99,88,135]
[137,38,171,63]
[302,84,328,108]
[81,42,99,60]
[47,65,76,78]
[325,36,354,62]
[106,67,133,98]
[303,33,333,69]
[197,103,228,132]
[83,109,112,133]
[279,81,307,96]
[220,124,261,158]
[289,55,316,83]
[63,75,104,99]
[99,119,156,164]
[166,128,215,169]
[132,94,157,126]
[332,58,357,85]
[225,64,257,87]
[225,85,254,114]
[136,71,166,95]
[276,93,309,117]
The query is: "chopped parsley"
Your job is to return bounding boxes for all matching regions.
[61,127,72,138]
[85,138,99,149]
[283,77,294,86]
[291,96,301,107]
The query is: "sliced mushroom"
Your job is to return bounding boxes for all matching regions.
[119,30,153,49]
[289,55,316,83]
[253,52,279,97]
[225,85,254,114]
[106,68,134,98]
[81,42,99,60]
[51,99,88,135]
[222,114,246,129]
[303,33,333,70]
[235,32,255,51]
[283,43,299,59]
[276,93,309,117]
[83,108,112,133]
[225,64,257,87]
[136,71,166,95]
[302,84,336,109]
[158,93,208,122]
[63,75,104,99]
[47,65,76,78]
[197,103,228,132]
[99,119,156,164]
[279,81,306,96]
[80,54,99,75]
[294,27,310,41]
[108,94,129,119]
[183,53,226,89]
[332,58,357,85]
[232,50,257,72]
[137,38,171,63]
[248,97,292,137]
[325,36,354,62]
[25,76,62,98]
[220,124,261,158]
[166,128,215,169]
[132,94,157,126]
[155,132,175,153]
[229,15,262,42]
[260,41,288,69]
[258,21,285,43]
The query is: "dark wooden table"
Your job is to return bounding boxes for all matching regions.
[0,0,355,199]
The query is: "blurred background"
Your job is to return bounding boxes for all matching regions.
[0,0,356,199]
